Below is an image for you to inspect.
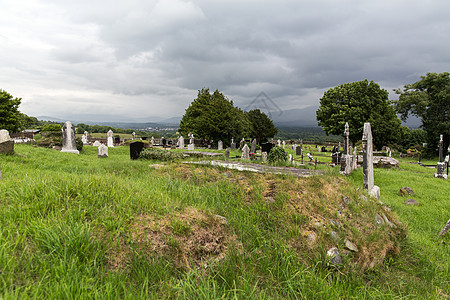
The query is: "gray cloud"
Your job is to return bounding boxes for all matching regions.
[1,0,449,122]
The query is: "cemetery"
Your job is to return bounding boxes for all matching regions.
[0,121,448,298]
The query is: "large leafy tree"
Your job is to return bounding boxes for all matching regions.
[394,72,449,156]
[180,88,250,144]
[246,109,277,143]
[0,89,22,132]
[316,80,401,149]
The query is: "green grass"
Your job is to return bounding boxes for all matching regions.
[0,144,448,299]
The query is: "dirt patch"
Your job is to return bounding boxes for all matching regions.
[105,207,240,271]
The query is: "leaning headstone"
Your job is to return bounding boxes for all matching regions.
[0,129,14,154]
[130,141,144,160]
[435,134,447,179]
[251,139,256,153]
[218,140,223,151]
[98,144,108,158]
[61,121,79,154]
[362,123,380,199]
[241,144,250,160]
[107,130,114,147]
[93,140,101,147]
[178,136,185,149]
[225,148,230,159]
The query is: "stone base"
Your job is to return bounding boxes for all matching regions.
[187,144,195,151]
[0,140,14,154]
[435,162,447,179]
[61,149,80,154]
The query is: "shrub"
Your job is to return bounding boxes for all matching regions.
[139,148,184,161]
[267,146,287,164]
[35,131,62,148]
[41,124,62,132]
[76,137,83,152]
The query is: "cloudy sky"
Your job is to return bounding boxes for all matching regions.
[1,0,449,122]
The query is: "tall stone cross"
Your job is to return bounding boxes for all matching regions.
[439,134,444,162]
[344,122,349,155]
[362,123,374,191]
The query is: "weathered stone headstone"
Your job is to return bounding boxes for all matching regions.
[241,144,250,160]
[218,140,223,151]
[132,132,136,139]
[343,122,349,155]
[282,140,286,149]
[340,122,353,175]
[240,138,245,149]
[187,143,195,151]
[230,138,236,150]
[98,144,108,158]
[277,139,281,147]
[0,129,14,154]
[251,138,256,153]
[288,154,293,164]
[362,123,380,199]
[61,121,79,154]
[261,151,267,162]
[296,145,302,156]
[188,133,194,145]
[130,141,144,160]
[151,136,155,145]
[81,131,88,144]
[178,136,184,149]
[435,134,447,179]
[107,130,114,147]
[225,148,230,158]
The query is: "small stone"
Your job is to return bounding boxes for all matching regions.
[329,219,342,228]
[327,247,343,265]
[344,238,358,252]
[342,196,351,205]
[329,230,339,241]
[382,213,395,228]
[304,231,317,243]
[404,199,419,206]
[215,215,229,225]
[375,214,384,226]
[399,186,414,197]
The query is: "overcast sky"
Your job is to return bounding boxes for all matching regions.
[1,0,449,122]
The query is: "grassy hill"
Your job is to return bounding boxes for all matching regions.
[0,144,448,298]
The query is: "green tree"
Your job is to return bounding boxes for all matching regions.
[180,88,250,144]
[41,124,62,132]
[0,89,22,132]
[316,80,401,149]
[394,72,449,156]
[246,109,278,143]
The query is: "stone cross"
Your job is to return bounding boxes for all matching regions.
[107,130,114,147]
[241,144,250,160]
[439,134,444,162]
[344,122,349,155]
[132,132,136,139]
[251,138,256,153]
[218,140,223,150]
[98,144,108,158]
[61,121,79,154]
[435,135,447,179]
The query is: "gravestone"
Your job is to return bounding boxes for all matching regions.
[362,123,380,199]
[98,144,108,158]
[188,133,194,145]
[93,140,101,147]
[178,136,185,149]
[282,141,286,148]
[340,122,353,175]
[61,121,79,154]
[107,130,114,147]
[435,134,447,179]
[230,138,236,150]
[218,140,223,151]
[130,141,144,160]
[261,142,274,153]
[251,139,256,153]
[0,129,14,154]
[225,148,230,158]
[296,145,302,156]
[288,154,293,164]
[151,136,155,145]
[81,131,88,144]
[132,132,136,139]
[240,138,245,149]
[241,144,250,160]
[187,143,195,151]
[114,137,120,144]
[261,151,268,162]
[277,139,281,147]
[343,122,349,155]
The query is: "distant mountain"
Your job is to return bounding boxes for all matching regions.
[269,106,320,127]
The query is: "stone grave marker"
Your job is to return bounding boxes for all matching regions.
[251,138,256,153]
[261,142,274,153]
[130,141,144,160]
[230,138,236,150]
[241,144,250,160]
[61,121,79,154]
[107,130,114,147]
[0,129,14,154]
[435,134,447,179]
[98,144,108,158]
[225,148,230,158]
[296,145,302,156]
[81,131,88,144]
[277,139,281,147]
[362,123,380,198]
[282,140,286,148]
[178,136,185,149]
[93,140,101,147]
[218,140,223,151]
[132,132,136,139]
[261,151,267,162]
[187,143,195,151]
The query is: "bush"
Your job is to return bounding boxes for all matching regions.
[76,137,83,152]
[35,131,62,148]
[267,146,287,164]
[41,124,62,132]
[139,148,184,161]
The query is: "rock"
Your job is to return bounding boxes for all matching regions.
[304,231,317,243]
[382,213,395,228]
[327,247,343,265]
[375,214,384,226]
[399,187,414,197]
[369,185,381,200]
[439,219,450,236]
[344,238,358,252]
[373,156,399,168]
[404,199,419,206]
[215,215,229,225]
[329,230,339,241]
[329,219,342,228]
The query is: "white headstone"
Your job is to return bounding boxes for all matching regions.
[0,130,11,143]
[151,136,155,145]
[61,121,79,154]
[241,144,250,160]
[277,139,281,147]
[218,140,223,150]
[107,130,114,147]
[282,140,286,148]
[93,140,101,147]
[187,143,195,151]
[261,151,268,162]
[98,144,108,158]
[178,136,184,149]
